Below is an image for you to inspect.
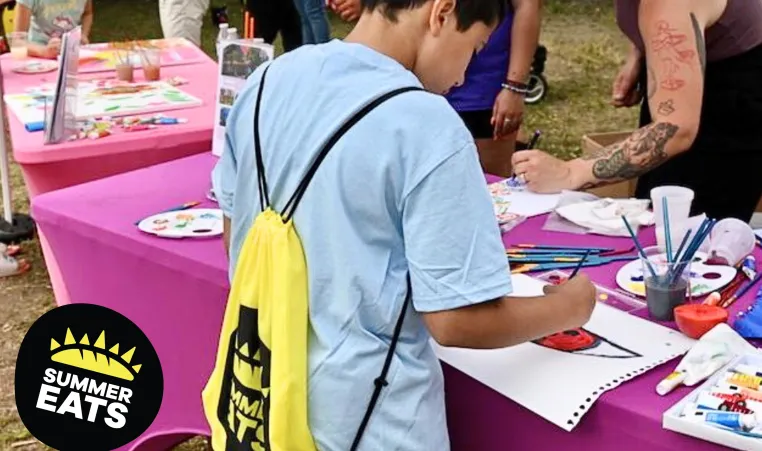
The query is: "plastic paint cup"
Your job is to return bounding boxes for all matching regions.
[651,186,694,253]
[141,48,161,81]
[641,246,690,321]
[8,32,28,59]
[708,218,756,266]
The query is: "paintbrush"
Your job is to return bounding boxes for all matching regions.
[569,249,591,278]
[721,273,762,309]
[513,244,614,252]
[134,201,201,225]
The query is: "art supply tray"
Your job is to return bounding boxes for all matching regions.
[535,270,646,313]
[663,353,762,450]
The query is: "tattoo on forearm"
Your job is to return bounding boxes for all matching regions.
[651,20,697,91]
[582,123,679,181]
[657,99,675,116]
[690,13,707,74]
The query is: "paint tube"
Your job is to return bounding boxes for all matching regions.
[734,364,762,378]
[683,403,758,430]
[742,256,757,281]
[725,371,762,391]
[656,370,687,396]
[715,383,762,403]
[695,392,761,414]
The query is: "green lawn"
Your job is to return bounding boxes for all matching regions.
[0,1,638,449]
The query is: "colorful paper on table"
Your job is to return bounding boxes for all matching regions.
[615,251,737,297]
[137,208,223,239]
[4,80,202,125]
[487,179,560,218]
[77,38,206,73]
[432,274,694,431]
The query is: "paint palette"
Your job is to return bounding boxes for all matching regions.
[615,252,737,298]
[12,60,58,74]
[535,270,646,313]
[137,208,223,239]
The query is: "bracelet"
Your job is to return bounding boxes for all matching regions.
[504,79,529,90]
[501,82,529,96]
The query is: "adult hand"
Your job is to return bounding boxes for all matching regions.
[543,273,596,328]
[611,56,642,108]
[491,89,524,139]
[43,38,61,59]
[511,149,577,194]
[328,0,361,21]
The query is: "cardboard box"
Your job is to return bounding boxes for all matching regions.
[580,131,638,199]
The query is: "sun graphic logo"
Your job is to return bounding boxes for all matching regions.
[50,328,142,382]
[15,304,163,451]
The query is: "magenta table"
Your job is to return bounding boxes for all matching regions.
[31,153,752,451]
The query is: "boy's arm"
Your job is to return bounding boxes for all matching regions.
[80,0,93,43]
[404,139,595,349]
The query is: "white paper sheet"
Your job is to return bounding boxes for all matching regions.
[432,274,695,431]
[488,180,560,217]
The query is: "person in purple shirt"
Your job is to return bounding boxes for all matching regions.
[329,0,542,177]
[446,0,541,177]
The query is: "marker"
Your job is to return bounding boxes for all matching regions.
[25,121,45,132]
[656,370,687,396]
[125,124,157,132]
[153,117,187,125]
[526,130,542,149]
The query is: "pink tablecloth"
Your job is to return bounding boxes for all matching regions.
[31,153,756,451]
[1,53,217,197]
[2,52,217,307]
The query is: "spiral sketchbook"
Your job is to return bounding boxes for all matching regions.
[431,274,695,431]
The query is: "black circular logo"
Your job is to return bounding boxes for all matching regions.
[15,304,163,451]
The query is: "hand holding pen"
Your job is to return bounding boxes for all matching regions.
[509,130,541,186]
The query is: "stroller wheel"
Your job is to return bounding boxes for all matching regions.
[524,73,547,105]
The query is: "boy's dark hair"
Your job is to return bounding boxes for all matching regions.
[362,0,506,30]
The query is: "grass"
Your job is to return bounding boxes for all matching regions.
[0,0,637,449]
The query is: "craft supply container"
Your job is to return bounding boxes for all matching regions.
[641,246,691,321]
[141,48,161,81]
[651,186,694,252]
[8,32,28,59]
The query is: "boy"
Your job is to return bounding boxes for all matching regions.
[14,0,92,58]
[212,0,596,449]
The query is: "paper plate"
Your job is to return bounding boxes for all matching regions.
[12,61,58,74]
[137,208,223,239]
[615,252,737,298]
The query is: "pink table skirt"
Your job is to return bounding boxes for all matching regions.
[31,153,754,450]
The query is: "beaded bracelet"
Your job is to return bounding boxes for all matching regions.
[501,82,529,96]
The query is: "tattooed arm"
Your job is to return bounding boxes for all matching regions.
[567,0,707,188]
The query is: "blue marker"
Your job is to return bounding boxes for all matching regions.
[154,117,187,125]
[25,121,45,132]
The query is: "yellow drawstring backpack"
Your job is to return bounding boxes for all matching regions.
[203,65,421,451]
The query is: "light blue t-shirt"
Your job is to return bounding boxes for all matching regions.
[17,0,87,45]
[213,40,513,451]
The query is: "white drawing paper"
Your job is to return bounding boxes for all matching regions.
[488,179,560,217]
[212,39,273,157]
[432,274,695,431]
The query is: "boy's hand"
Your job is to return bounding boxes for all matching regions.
[543,273,596,327]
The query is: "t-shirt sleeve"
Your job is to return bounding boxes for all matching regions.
[211,128,237,218]
[17,0,36,12]
[402,140,513,313]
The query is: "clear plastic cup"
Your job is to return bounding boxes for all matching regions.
[641,245,691,321]
[708,218,756,266]
[140,48,161,81]
[8,32,28,59]
[651,186,694,253]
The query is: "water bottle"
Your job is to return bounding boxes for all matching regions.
[216,23,229,58]
[227,28,239,41]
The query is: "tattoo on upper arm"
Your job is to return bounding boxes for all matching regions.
[690,13,707,74]
[588,123,679,181]
[657,99,675,116]
[650,21,697,91]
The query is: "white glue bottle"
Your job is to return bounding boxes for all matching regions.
[216,23,230,58]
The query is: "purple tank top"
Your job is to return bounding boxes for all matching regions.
[446,12,514,112]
